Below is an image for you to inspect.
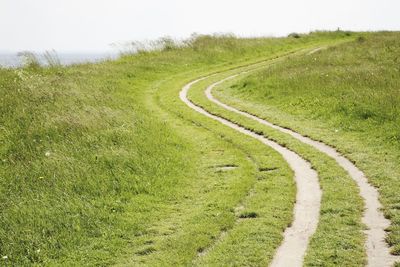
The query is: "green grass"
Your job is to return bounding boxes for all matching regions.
[187,57,365,266]
[0,31,357,265]
[214,31,400,259]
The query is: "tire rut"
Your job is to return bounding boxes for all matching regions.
[206,68,400,267]
[180,77,322,267]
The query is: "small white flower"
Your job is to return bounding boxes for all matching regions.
[2,256,8,259]
[335,129,339,133]
[45,151,51,157]
[36,249,41,253]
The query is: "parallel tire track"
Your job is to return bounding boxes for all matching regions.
[205,66,400,266]
[180,77,322,266]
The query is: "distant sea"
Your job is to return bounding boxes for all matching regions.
[0,52,119,68]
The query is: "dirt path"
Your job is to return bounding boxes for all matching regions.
[307,47,324,55]
[206,70,400,267]
[180,77,322,267]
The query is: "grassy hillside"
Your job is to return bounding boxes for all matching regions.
[0,32,353,265]
[214,31,400,257]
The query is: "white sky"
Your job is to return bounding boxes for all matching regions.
[0,0,399,52]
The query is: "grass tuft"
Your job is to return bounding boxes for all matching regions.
[17,51,41,69]
[238,211,259,219]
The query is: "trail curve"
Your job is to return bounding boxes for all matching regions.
[180,76,322,267]
[206,68,400,267]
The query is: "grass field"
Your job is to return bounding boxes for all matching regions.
[2,30,397,266]
[213,31,400,260]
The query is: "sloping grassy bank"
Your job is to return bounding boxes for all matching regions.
[214,31,400,258]
[0,32,351,265]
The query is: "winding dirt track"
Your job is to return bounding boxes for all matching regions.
[205,69,400,266]
[180,77,322,266]
[179,51,400,266]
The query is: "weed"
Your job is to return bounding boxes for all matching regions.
[17,51,41,69]
[239,211,258,218]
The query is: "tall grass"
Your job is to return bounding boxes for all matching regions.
[43,50,61,67]
[17,50,61,68]
[17,51,41,69]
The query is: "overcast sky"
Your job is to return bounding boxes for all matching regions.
[0,0,399,53]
